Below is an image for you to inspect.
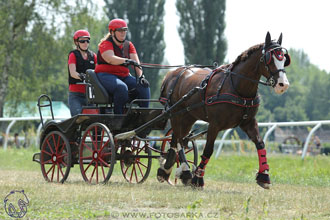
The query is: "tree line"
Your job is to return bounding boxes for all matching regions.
[0,0,329,123]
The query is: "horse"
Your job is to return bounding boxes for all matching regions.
[157,32,291,189]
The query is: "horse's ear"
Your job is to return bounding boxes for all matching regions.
[265,32,271,47]
[277,33,283,45]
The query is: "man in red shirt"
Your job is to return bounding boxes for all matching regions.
[68,30,97,116]
[95,18,150,114]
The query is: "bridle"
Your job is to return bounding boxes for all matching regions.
[225,44,290,88]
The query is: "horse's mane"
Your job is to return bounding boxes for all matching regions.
[231,43,264,68]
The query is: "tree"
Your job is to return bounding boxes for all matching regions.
[176,0,227,65]
[103,0,166,97]
[0,0,66,118]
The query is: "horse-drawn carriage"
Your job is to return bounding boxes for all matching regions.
[33,69,198,184]
[33,32,291,189]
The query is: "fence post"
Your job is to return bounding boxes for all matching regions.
[4,120,17,150]
[301,122,322,160]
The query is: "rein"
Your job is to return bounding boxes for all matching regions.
[140,63,217,69]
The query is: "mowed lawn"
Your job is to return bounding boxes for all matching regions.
[1,147,330,219]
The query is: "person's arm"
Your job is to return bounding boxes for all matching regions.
[68,64,82,79]
[101,50,127,65]
[68,53,82,80]
[130,53,142,77]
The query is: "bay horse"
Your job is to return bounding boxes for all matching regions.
[157,32,290,189]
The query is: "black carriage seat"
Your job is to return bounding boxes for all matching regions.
[85,69,113,105]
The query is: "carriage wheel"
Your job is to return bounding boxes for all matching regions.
[161,128,198,184]
[79,123,116,184]
[40,131,72,183]
[120,139,152,184]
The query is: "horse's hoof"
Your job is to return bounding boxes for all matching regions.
[256,172,271,189]
[180,170,193,185]
[191,175,204,188]
[157,168,170,183]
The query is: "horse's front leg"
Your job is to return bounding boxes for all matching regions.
[240,119,271,189]
[191,125,218,188]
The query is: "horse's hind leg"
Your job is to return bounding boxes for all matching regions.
[157,115,195,185]
[240,119,271,189]
[157,133,177,184]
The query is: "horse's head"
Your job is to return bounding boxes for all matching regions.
[261,32,290,94]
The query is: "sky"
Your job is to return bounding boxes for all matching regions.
[164,0,330,72]
[96,0,330,72]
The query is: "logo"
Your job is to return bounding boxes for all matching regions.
[4,190,29,218]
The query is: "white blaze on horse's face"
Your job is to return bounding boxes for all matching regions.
[273,54,290,94]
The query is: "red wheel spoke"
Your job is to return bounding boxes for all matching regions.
[51,134,57,151]
[101,152,112,157]
[62,161,68,167]
[80,156,92,160]
[187,159,194,164]
[57,164,60,182]
[100,129,105,149]
[46,139,54,154]
[89,166,96,183]
[99,139,109,153]
[41,149,52,156]
[96,163,99,184]
[99,158,110,168]
[134,165,138,182]
[123,164,129,175]
[46,164,55,175]
[101,165,106,180]
[82,142,94,153]
[130,165,135,182]
[87,130,98,151]
[137,160,147,169]
[58,164,64,178]
[51,164,55,181]
[41,159,52,165]
[84,160,93,173]
[55,135,61,154]
[136,162,145,178]
[57,153,68,160]
[58,142,66,155]
[185,148,193,154]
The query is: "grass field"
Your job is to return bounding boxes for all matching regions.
[1,147,330,219]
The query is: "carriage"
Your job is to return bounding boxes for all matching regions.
[32,69,199,184]
[33,32,291,189]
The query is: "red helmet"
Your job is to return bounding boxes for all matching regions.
[108,19,128,32]
[73,30,90,41]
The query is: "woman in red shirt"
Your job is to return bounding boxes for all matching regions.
[68,30,97,116]
[95,19,150,114]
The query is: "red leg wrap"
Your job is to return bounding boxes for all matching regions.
[195,155,209,177]
[257,149,269,173]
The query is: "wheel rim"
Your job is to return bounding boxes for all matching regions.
[79,123,115,184]
[40,131,71,183]
[120,139,152,184]
[161,129,198,184]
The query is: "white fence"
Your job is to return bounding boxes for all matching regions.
[0,116,68,150]
[1,117,329,160]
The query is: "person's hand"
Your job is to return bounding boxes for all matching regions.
[78,73,85,81]
[124,59,140,67]
[139,75,149,88]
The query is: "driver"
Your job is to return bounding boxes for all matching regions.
[95,18,150,114]
[68,30,97,116]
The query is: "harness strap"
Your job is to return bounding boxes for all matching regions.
[206,93,260,108]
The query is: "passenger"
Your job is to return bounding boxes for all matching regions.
[95,18,150,114]
[68,30,97,116]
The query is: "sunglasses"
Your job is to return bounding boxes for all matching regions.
[78,40,90,43]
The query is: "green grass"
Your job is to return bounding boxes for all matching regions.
[1,147,330,219]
